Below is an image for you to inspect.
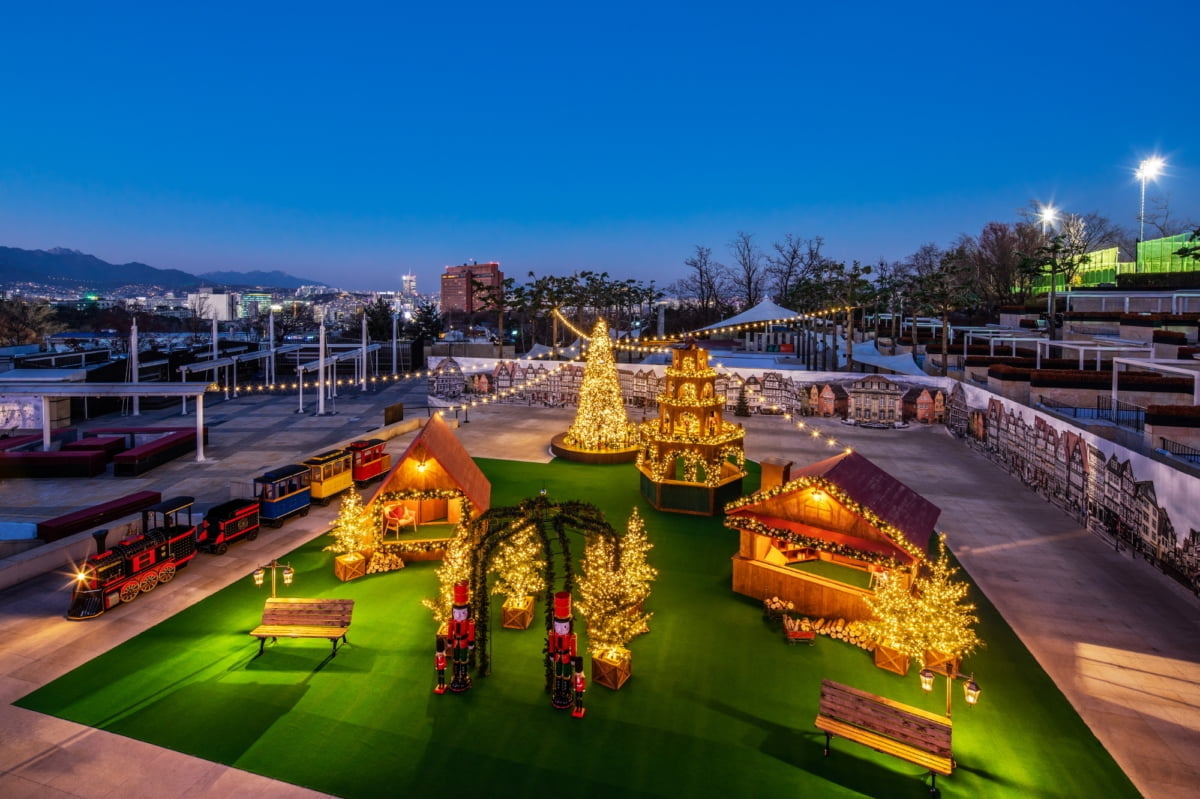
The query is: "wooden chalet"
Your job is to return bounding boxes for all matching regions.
[369,413,491,528]
[727,451,939,622]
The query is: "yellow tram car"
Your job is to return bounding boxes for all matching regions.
[303,449,354,505]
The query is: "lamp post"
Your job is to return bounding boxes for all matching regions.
[1136,156,1166,271]
[1039,204,1059,329]
[252,559,295,598]
[919,666,981,718]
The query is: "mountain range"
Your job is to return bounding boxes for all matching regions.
[0,246,325,292]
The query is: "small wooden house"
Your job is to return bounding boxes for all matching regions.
[369,413,491,528]
[817,383,849,418]
[727,451,939,622]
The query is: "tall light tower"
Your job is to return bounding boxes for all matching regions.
[1136,156,1166,270]
[1038,204,1060,328]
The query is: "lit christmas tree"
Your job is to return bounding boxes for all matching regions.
[576,509,656,660]
[490,522,547,602]
[324,486,376,554]
[862,535,982,663]
[912,534,982,661]
[563,318,638,451]
[862,567,920,656]
[422,526,474,626]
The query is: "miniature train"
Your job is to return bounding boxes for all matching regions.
[66,439,393,620]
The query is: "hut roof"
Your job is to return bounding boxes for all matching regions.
[371,413,491,512]
[726,450,939,561]
[791,451,939,552]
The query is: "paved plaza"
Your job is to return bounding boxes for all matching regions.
[1,381,1198,798]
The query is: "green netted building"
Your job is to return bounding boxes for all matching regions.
[1030,232,1199,293]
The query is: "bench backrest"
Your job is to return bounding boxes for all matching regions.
[819,679,952,758]
[261,597,354,627]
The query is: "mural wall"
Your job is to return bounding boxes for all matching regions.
[428,356,1200,591]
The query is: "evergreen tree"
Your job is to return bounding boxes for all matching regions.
[564,318,637,450]
[324,486,375,554]
[490,523,547,602]
[422,526,473,625]
[576,509,656,659]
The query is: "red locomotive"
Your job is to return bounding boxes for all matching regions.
[349,438,391,486]
[68,496,202,620]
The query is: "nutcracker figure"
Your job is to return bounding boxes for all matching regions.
[571,656,587,719]
[447,581,475,693]
[433,637,447,694]
[546,591,577,709]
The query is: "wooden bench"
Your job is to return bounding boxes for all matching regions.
[250,597,355,656]
[815,679,953,796]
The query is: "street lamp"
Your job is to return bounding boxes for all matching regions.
[920,666,981,718]
[1136,156,1166,270]
[252,559,295,598]
[1039,204,1059,326]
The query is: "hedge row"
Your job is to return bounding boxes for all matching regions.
[1029,369,1194,393]
[1117,272,1200,290]
[1153,331,1188,344]
[1145,405,1200,427]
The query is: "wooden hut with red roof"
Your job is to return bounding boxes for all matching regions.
[727,451,939,622]
[369,413,491,531]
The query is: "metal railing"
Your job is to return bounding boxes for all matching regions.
[1037,395,1145,432]
[1159,436,1200,464]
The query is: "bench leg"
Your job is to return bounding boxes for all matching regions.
[258,637,266,656]
[823,732,831,757]
[331,638,338,655]
[929,772,939,798]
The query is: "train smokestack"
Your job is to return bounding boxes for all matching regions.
[91,528,109,554]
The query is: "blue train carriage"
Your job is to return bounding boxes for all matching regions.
[200,498,261,554]
[254,464,312,527]
[304,449,354,506]
[349,438,391,487]
[67,496,201,620]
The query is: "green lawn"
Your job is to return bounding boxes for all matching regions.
[15,458,1139,799]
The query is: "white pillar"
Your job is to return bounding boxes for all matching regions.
[41,395,51,451]
[195,393,207,462]
[318,322,327,416]
[131,318,140,416]
[211,317,219,361]
[361,314,368,391]
[268,310,276,385]
[392,313,398,375]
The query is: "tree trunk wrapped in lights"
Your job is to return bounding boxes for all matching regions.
[421,527,473,627]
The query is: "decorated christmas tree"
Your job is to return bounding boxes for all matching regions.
[421,527,474,626]
[861,567,920,655]
[912,534,982,662]
[490,522,547,602]
[562,318,638,451]
[324,486,376,554]
[576,509,656,660]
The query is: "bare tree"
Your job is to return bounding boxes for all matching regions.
[1144,195,1197,239]
[767,234,827,306]
[1019,214,1091,341]
[969,221,1044,307]
[726,231,765,309]
[673,245,730,321]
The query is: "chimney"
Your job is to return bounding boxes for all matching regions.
[91,528,109,555]
[759,458,793,491]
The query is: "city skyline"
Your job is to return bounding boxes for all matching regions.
[1,2,1197,293]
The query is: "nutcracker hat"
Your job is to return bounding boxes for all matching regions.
[453,581,469,607]
[554,591,572,621]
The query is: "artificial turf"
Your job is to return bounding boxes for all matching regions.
[16,457,1141,799]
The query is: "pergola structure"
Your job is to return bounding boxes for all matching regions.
[0,381,216,459]
[1110,357,1200,408]
[1036,340,1155,370]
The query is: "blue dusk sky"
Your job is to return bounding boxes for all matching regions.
[1,1,1197,293]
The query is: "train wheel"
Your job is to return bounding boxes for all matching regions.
[246,529,259,541]
[214,542,229,555]
[157,563,176,584]
[120,582,140,603]
[300,507,310,517]
[140,572,159,593]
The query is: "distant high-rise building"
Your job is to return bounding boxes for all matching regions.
[240,291,272,318]
[440,261,503,313]
[402,272,417,295]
